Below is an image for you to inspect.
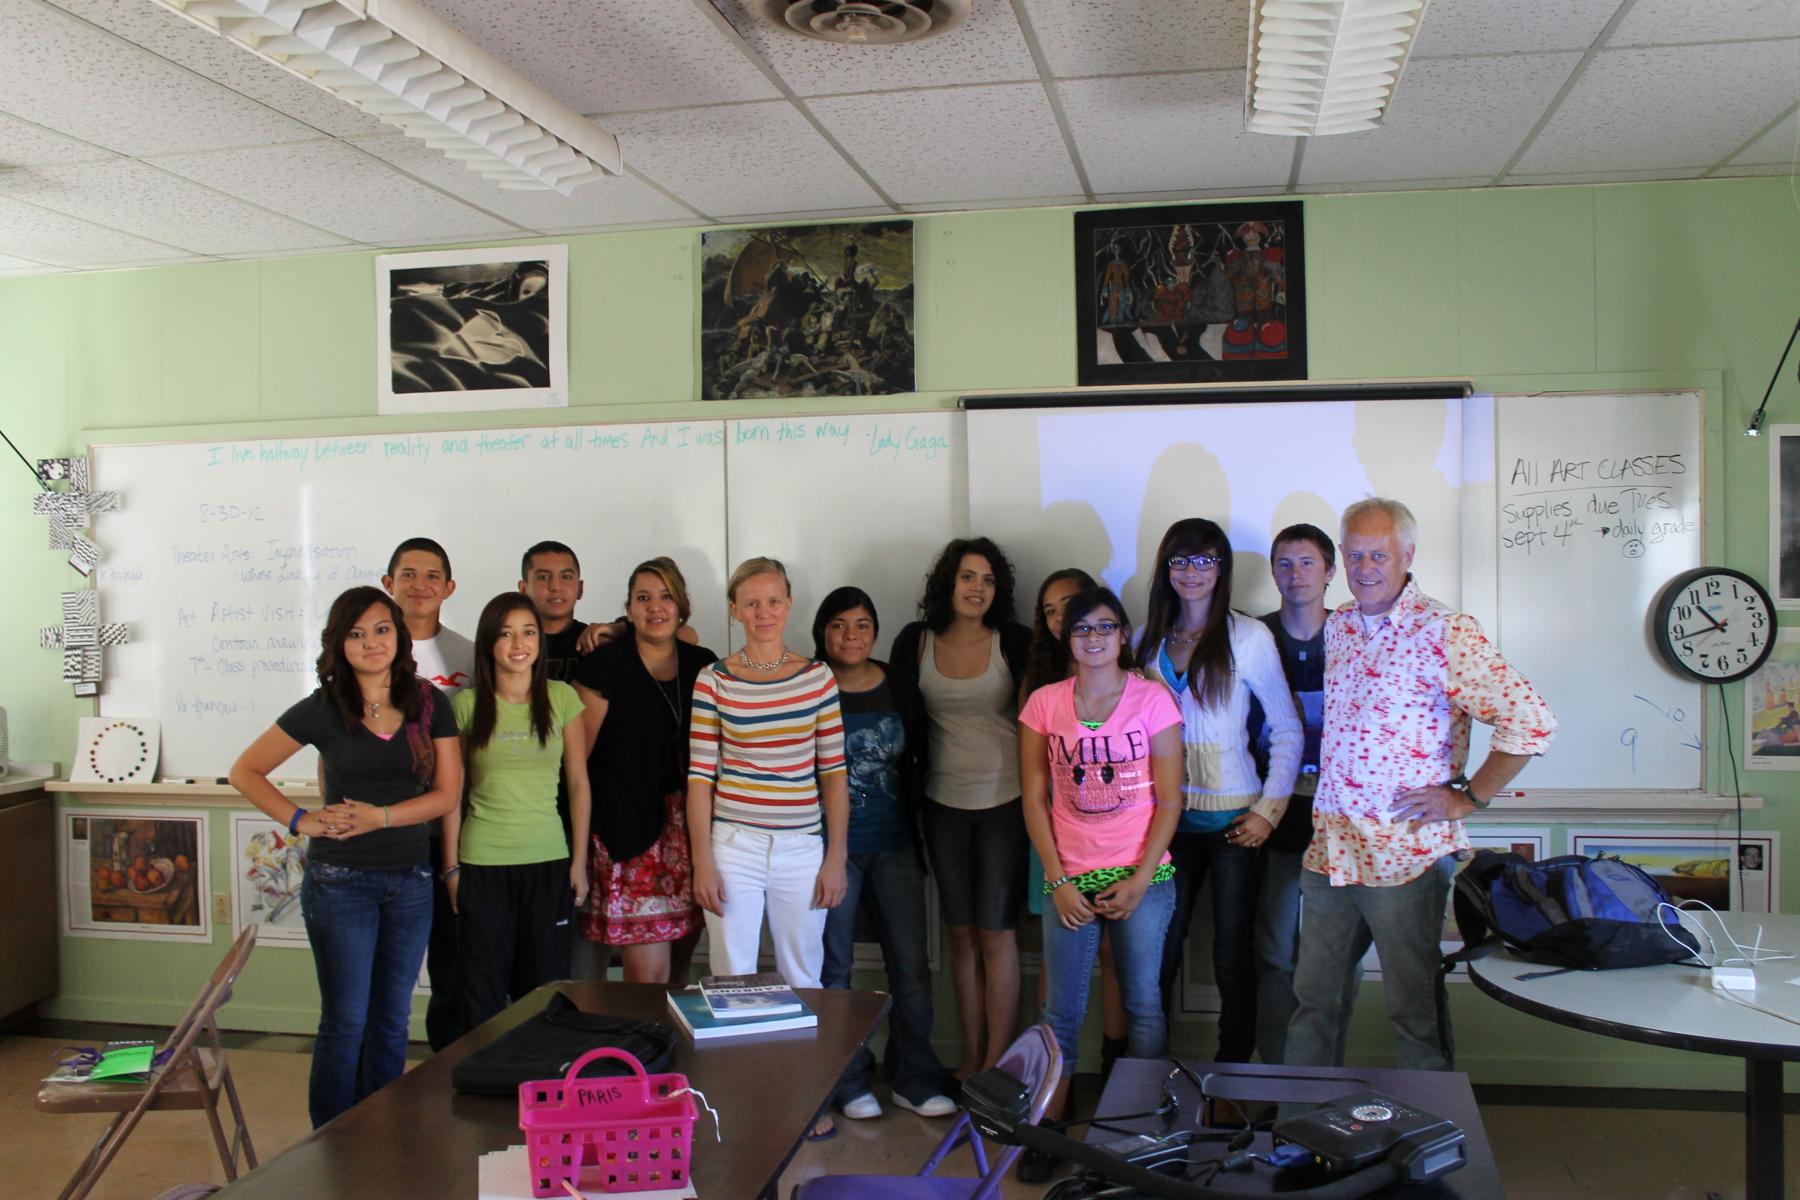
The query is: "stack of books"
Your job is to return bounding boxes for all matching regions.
[665,973,818,1041]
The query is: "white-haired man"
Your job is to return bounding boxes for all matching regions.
[1285,498,1556,1070]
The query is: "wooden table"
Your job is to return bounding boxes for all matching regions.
[1091,1058,1506,1197]
[1470,914,1800,1200]
[215,981,889,1200]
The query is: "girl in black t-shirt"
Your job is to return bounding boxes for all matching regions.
[229,586,462,1128]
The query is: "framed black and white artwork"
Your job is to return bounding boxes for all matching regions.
[376,244,568,415]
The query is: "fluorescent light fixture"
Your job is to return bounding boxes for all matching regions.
[1245,0,1430,137]
[146,0,622,194]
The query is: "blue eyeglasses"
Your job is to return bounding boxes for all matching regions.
[1070,620,1120,638]
[1168,554,1222,574]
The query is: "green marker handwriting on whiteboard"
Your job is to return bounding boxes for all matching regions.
[866,424,948,461]
[383,436,431,465]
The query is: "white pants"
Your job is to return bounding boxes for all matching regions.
[702,823,827,988]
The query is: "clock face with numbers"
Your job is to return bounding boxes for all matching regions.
[1653,567,1776,683]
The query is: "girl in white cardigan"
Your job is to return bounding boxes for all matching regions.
[1138,517,1300,1061]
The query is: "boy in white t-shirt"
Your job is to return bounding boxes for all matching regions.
[382,537,472,1050]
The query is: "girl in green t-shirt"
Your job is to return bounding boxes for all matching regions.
[444,593,590,1035]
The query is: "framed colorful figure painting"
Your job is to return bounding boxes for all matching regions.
[1074,201,1307,387]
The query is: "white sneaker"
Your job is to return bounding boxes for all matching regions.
[841,1092,883,1120]
[892,1092,957,1118]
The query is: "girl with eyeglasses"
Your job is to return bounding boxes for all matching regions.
[1138,518,1301,1063]
[1016,586,1182,1179]
[1019,568,1130,1080]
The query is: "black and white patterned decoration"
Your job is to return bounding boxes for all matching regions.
[33,456,118,577]
[42,589,127,698]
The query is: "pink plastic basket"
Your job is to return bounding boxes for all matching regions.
[518,1047,698,1197]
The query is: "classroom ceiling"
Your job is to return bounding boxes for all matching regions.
[0,0,1794,275]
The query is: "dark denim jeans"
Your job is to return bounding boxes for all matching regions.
[301,860,434,1128]
[1158,828,1263,1062]
[821,848,946,1105]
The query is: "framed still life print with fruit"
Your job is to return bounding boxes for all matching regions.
[63,808,211,941]
[1074,201,1308,387]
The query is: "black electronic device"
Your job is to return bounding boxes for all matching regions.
[1271,1092,1468,1184]
[961,1064,1031,1145]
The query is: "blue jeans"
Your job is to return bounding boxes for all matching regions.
[1042,880,1175,1078]
[1158,829,1263,1061]
[1284,857,1457,1072]
[822,848,946,1105]
[301,861,434,1128]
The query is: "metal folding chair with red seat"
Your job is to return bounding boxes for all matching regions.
[36,924,260,1200]
[792,1022,1062,1200]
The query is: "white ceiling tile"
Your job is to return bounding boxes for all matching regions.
[42,0,388,138]
[350,132,695,230]
[810,84,1081,204]
[0,0,320,155]
[0,251,55,270]
[1299,54,1580,184]
[603,102,883,217]
[901,195,1087,212]
[1517,41,1800,172]
[1294,177,1492,193]
[1609,0,1800,45]
[0,195,191,267]
[0,159,348,256]
[1503,167,1708,185]
[0,112,113,167]
[1020,0,1246,75]
[1059,72,1295,194]
[1730,109,1799,165]
[1411,0,1619,57]
[418,0,779,113]
[147,141,520,245]
[718,0,1037,95]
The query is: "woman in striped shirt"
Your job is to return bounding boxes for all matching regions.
[687,557,849,993]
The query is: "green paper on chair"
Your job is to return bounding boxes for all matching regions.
[89,1043,155,1082]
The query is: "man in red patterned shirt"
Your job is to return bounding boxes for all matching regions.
[1285,498,1556,1071]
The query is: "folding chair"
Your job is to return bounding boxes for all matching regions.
[792,1022,1062,1199]
[37,925,260,1200]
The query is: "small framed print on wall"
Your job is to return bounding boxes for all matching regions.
[1074,201,1307,388]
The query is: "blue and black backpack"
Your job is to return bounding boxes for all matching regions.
[1443,851,1701,972]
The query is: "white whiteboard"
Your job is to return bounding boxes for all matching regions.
[967,392,1707,795]
[723,412,963,656]
[94,422,729,779]
[1480,391,1703,790]
[965,398,1467,623]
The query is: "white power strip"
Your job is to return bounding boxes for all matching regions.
[1711,965,1756,993]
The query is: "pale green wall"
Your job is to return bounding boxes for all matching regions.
[3,178,1796,1088]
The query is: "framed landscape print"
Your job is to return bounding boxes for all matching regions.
[1074,201,1307,387]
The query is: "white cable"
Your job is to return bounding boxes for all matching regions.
[1713,980,1800,1027]
[1660,899,1795,969]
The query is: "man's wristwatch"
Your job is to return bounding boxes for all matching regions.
[1445,773,1489,809]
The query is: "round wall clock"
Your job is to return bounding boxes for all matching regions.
[1652,567,1776,683]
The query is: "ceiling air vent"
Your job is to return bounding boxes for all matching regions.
[756,0,971,45]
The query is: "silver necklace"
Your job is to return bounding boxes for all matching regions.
[363,695,387,717]
[738,647,791,672]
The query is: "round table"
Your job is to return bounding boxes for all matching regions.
[1468,911,1800,1200]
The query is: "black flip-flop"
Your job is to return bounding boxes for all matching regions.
[805,1118,838,1143]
